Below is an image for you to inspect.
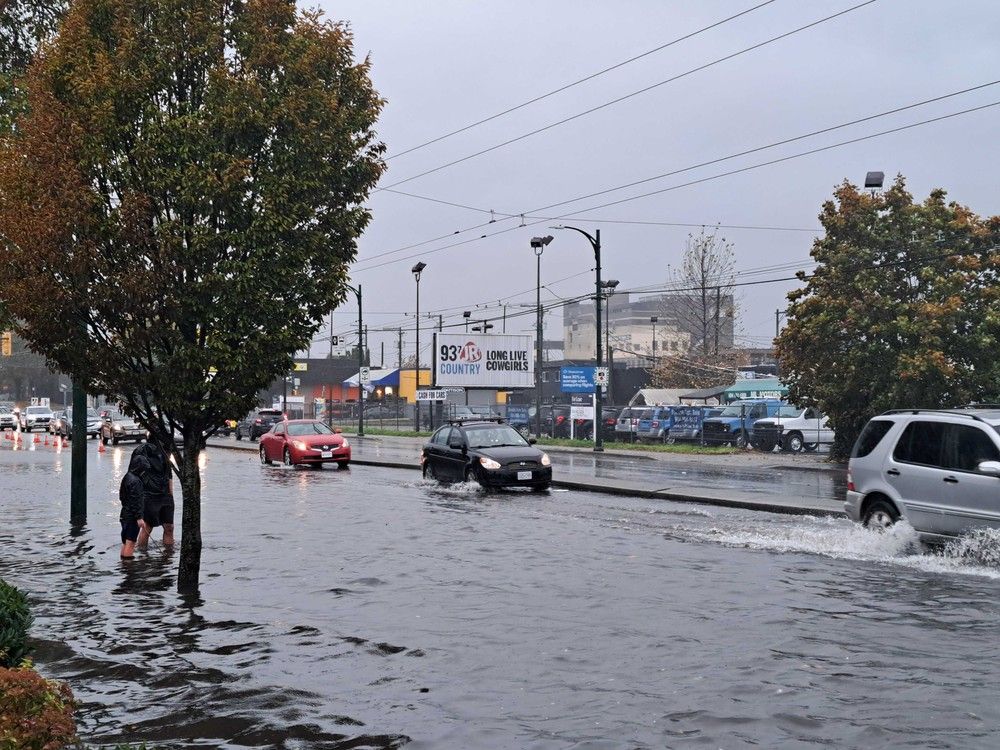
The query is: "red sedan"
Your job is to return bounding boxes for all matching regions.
[259,420,351,468]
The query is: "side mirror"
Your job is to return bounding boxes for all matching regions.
[977,460,1000,477]
[528,438,537,445]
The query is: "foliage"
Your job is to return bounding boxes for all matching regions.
[650,350,744,390]
[776,176,1000,459]
[0,666,78,750]
[0,0,68,132]
[0,580,32,668]
[0,0,385,592]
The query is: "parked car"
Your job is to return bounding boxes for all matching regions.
[364,405,404,420]
[701,399,786,448]
[614,406,643,442]
[0,405,16,431]
[19,405,54,432]
[844,408,1000,541]
[99,408,146,445]
[635,406,676,443]
[752,406,835,452]
[667,406,723,443]
[236,408,284,441]
[259,419,350,468]
[544,405,572,438]
[421,418,551,490]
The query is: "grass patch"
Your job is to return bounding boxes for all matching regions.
[361,428,432,438]
[535,437,739,454]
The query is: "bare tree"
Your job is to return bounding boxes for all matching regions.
[667,228,736,357]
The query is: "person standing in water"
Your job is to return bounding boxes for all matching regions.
[120,453,150,559]
[133,440,175,546]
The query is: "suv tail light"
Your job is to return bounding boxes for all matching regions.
[652,420,659,428]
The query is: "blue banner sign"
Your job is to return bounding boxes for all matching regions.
[561,366,596,393]
[505,405,530,426]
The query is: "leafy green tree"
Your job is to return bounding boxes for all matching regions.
[776,176,1000,459]
[0,0,68,131]
[0,0,384,592]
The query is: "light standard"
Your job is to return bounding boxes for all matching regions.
[471,321,494,333]
[551,225,605,451]
[463,310,471,332]
[602,279,619,404]
[345,284,364,436]
[411,262,426,432]
[530,235,553,437]
[650,316,658,360]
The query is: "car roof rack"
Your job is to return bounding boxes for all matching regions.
[880,408,994,425]
[447,416,506,426]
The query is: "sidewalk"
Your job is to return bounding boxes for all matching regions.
[208,435,845,518]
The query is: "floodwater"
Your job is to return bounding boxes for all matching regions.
[2,442,1000,748]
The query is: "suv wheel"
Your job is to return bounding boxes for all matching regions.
[863,498,899,531]
[784,431,804,453]
[733,429,749,449]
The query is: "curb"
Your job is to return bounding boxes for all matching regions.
[206,442,837,517]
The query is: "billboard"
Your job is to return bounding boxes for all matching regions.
[560,366,596,393]
[433,333,534,388]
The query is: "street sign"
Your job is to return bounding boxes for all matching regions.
[416,389,448,401]
[570,393,594,420]
[560,366,596,393]
[359,366,371,384]
[293,362,308,372]
[594,367,609,386]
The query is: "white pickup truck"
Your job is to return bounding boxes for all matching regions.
[751,406,835,452]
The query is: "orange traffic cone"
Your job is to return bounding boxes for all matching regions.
[97,439,106,454]
[43,433,49,446]
[33,433,40,444]
[53,436,60,449]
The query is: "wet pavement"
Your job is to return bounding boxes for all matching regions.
[3,442,1000,748]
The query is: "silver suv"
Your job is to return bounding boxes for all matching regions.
[845,408,1000,541]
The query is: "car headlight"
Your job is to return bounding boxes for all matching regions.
[292,440,308,450]
[113,424,123,431]
[340,439,349,448]
[480,456,502,470]
[540,452,551,467]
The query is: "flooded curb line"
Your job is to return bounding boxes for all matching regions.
[207,443,836,517]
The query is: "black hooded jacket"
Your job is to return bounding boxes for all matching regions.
[131,442,172,500]
[120,453,150,523]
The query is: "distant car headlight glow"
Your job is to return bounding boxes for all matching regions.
[480,456,502,470]
[292,440,308,450]
[540,452,551,467]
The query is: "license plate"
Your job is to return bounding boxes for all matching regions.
[517,470,532,481]
[321,451,333,458]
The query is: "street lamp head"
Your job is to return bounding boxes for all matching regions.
[463,310,472,319]
[864,171,884,189]
[411,261,427,280]
[602,279,620,289]
[530,235,554,249]
[650,316,658,324]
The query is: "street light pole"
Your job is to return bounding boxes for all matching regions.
[650,316,658,360]
[601,280,619,405]
[411,262,426,432]
[530,236,553,437]
[552,226,604,451]
[346,284,364,437]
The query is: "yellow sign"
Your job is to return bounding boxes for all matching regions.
[1,331,11,356]
[293,362,308,372]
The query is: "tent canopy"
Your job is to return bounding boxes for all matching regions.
[722,377,787,402]
[342,368,400,392]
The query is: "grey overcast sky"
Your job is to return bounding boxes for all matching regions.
[309,0,1000,362]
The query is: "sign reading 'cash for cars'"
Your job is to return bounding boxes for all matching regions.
[433,333,535,388]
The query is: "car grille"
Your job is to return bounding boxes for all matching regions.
[754,425,783,442]
[505,460,540,470]
[702,422,730,439]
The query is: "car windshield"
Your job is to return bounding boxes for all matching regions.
[287,422,334,436]
[27,406,49,414]
[717,404,750,417]
[465,425,528,449]
[776,407,801,418]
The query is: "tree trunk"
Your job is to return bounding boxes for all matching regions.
[177,439,204,594]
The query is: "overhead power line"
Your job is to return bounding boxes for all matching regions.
[354,98,1000,274]
[357,81,999,270]
[377,0,880,191]
[385,0,778,161]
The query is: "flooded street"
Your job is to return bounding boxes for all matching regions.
[2,444,1000,748]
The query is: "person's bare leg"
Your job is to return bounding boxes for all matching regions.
[121,539,136,558]
[162,523,175,545]
[136,520,151,547]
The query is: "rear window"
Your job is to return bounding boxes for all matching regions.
[892,421,946,467]
[851,419,894,458]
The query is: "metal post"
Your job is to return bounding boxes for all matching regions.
[594,229,603,451]
[70,378,87,525]
[356,285,364,437]
[605,292,613,406]
[651,317,657,359]
[535,250,543,438]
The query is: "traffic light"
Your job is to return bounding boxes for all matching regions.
[1,331,11,356]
